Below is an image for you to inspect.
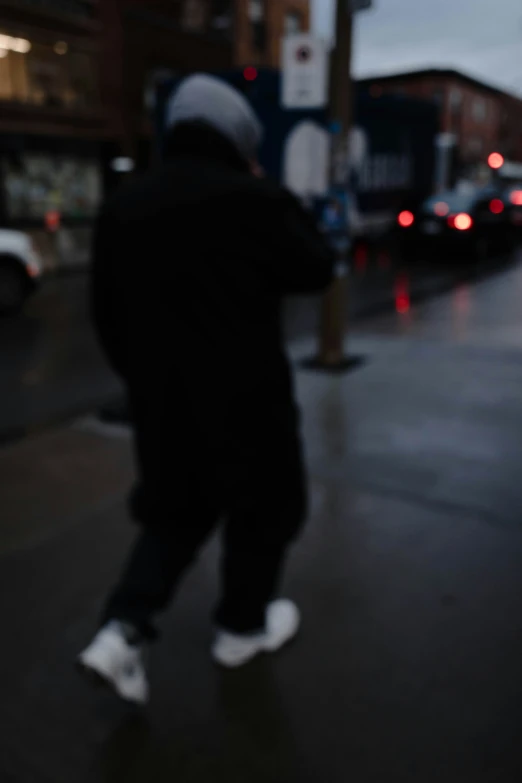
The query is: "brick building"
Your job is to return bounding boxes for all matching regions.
[99,1,237,164]
[0,0,311,268]
[358,69,522,170]
[235,0,310,68]
[0,0,106,266]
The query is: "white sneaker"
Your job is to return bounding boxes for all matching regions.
[212,599,301,669]
[77,622,149,705]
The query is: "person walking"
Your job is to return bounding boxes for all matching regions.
[78,74,334,705]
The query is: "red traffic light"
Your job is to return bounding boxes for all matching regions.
[243,66,258,82]
[488,152,504,170]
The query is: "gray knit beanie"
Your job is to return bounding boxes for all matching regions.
[165,73,263,162]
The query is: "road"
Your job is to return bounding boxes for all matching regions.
[1,253,522,782]
[0,252,514,443]
[0,274,122,443]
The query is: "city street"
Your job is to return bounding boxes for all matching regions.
[0,252,507,443]
[2,253,522,782]
[1,0,521,778]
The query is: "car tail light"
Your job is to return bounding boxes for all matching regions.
[510,190,522,206]
[489,198,504,214]
[448,213,473,231]
[434,201,449,217]
[398,210,414,227]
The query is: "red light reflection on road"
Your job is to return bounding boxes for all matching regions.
[378,250,390,268]
[354,243,368,272]
[454,285,470,313]
[395,273,410,314]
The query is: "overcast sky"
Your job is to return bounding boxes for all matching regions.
[312,0,522,97]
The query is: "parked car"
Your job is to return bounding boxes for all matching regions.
[394,186,517,262]
[0,229,43,314]
[503,184,522,237]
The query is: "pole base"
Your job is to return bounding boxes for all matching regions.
[300,355,366,374]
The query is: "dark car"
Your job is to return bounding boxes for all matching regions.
[394,186,516,263]
[503,184,522,238]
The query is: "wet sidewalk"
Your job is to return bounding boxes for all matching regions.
[2,285,522,781]
[2,248,516,445]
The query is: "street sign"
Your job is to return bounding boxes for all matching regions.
[282,34,329,109]
[349,0,373,11]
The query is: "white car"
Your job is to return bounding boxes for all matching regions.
[0,229,43,314]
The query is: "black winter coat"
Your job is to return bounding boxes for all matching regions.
[91,146,334,522]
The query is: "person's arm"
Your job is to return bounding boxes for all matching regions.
[258,186,335,295]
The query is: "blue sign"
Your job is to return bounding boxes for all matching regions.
[318,187,351,254]
[154,68,328,184]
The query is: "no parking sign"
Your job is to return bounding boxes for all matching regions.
[281,34,329,110]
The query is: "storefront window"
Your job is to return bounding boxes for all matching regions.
[2,154,101,219]
[5,1,96,19]
[0,31,97,109]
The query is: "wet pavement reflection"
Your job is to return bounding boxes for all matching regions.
[353,245,522,347]
[1,247,519,442]
[2,250,522,781]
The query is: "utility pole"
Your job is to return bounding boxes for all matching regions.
[318,1,354,368]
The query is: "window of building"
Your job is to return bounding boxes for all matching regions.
[472,98,487,122]
[467,137,483,155]
[450,88,462,108]
[0,33,97,109]
[285,10,304,35]
[7,1,96,19]
[249,0,266,52]
[181,0,208,32]
[2,153,101,220]
[431,88,445,107]
[210,0,234,33]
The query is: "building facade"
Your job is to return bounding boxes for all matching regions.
[0,0,311,268]
[0,0,105,261]
[358,69,522,173]
[99,0,236,166]
[0,1,238,267]
[100,0,311,171]
[235,0,310,68]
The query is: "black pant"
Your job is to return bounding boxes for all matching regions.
[102,442,307,640]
